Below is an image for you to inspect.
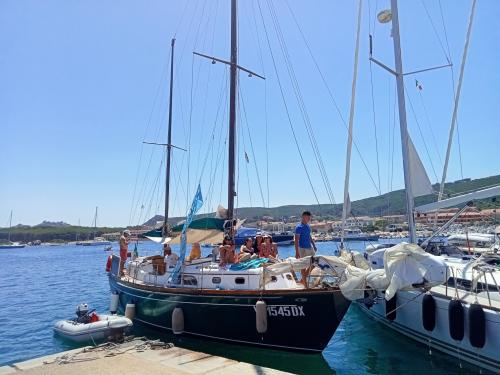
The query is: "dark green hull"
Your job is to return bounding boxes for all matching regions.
[109,276,350,352]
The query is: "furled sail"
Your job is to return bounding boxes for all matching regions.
[407,136,433,197]
[169,185,204,284]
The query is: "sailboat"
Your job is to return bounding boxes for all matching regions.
[0,210,25,249]
[341,1,500,372]
[108,0,351,353]
[78,207,111,246]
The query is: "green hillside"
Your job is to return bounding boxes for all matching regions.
[2,174,498,242]
[174,174,500,222]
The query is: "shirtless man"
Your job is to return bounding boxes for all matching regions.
[119,230,131,276]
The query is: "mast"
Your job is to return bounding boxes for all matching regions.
[438,0,476,200]
[192,0,263,237]
[227,0,238,228]
[341,0,362,248]
[94,206,98,239]
[164,38,176,235]
[8,210,12,242]
[390,0,416,243]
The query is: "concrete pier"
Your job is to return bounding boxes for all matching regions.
[0,339,291,375]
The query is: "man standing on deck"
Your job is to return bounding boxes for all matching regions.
[294,211,317,286]
[119,230,131,276]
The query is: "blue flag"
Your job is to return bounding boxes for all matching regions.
[169,184,203,284]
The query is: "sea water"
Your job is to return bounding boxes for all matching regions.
[0,241,487,374]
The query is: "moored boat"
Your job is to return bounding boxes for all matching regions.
[109,254,350,352]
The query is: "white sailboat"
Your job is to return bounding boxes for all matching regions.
[77,207,111,246]
[340,1,500,372]
[0,210,25,249]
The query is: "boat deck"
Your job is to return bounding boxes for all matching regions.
[431,284,500,311]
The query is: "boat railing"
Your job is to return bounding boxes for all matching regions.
[442,265,500,308]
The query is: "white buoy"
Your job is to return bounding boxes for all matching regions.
[125,303,135,320]
[255,300,267,334]
[172,307,184,334]
[109,293,119,315]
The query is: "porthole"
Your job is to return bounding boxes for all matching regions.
[182,275,198,286]
[212,277,221,284]
[235,277,245,284]
[285,274,293,280]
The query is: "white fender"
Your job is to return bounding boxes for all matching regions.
[256,300,267,334]
[172,307,184,334]
[125,303,135,320]
[109,293,119,315]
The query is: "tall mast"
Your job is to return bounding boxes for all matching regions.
[192,0,263,235]
[438,0,476,201]
[390,0,416,243]
[164,38,176,235]
[341,0,362,248]
[227,0,237,229]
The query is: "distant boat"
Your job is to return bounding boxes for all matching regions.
[79,237,112,247]
[233,226,294,246]
[77,207,111,246]
[331,228,379,242]
[0,210,25,249]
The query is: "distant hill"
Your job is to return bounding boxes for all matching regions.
[142,215,164,227]
[34,221,71,228]
[146,175,500,224]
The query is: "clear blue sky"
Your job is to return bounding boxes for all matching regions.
[1,0,499,227]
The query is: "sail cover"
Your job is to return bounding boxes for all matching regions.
[407,136,433,197]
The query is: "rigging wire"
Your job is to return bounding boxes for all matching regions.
[266,0,336,204]
[256,0,320,205]
[249,0,270,207]
[239,86,266,207]
[194,0,219,183]
[367,1,382,195]
[415,82,443,167]
[186,0,209,211]
[438,0,464,180]
[283,0,381,196]
[420,0,452,64]
[404,82,439,183]
[128,51,170,225]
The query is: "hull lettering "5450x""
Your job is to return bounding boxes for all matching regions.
[267,305,305,317]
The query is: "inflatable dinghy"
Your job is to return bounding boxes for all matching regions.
[54,303,132,343]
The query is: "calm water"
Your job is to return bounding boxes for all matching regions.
[0,241,486,374]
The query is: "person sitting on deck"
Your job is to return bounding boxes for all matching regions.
[186,242,201,262]
[219,236,236,267]
[163,243,179,269]
[253,234,263,257]
[259,235,271,258]
[239,237,254,262]
[268,236,278,259]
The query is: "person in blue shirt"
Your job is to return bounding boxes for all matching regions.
[294,211,317,286]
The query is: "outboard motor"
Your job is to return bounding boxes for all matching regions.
[76,303,90,323]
